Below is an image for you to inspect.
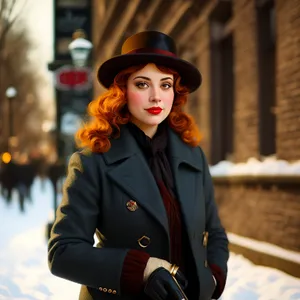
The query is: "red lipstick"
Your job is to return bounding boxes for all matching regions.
[146,107,162,115]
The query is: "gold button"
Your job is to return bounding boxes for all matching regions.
[108,289,112,293]
[112,290,117,294]
[103,288,107,292]
[126,200,138,211]
[204,260,208,268]
[99,287,103,291]
[202,231,209,247]
[138,235,151,248]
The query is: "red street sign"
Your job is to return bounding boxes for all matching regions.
[54,65,92,91]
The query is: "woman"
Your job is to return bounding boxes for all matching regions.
[48,31,229,300]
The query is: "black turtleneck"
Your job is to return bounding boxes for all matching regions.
[127,122,175,197]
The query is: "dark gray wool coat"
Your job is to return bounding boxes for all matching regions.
[48,124,229,300]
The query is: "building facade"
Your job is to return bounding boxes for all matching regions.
[92,0,300,165]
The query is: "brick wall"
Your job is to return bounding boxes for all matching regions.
[214,181,300,252]
[180,22,212,158]
[196,23,211,159]
[187,0,262,162]
[193,0,300,163]
[276,0,300,161]
[232,0,260,162]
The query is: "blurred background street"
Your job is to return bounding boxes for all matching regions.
[0,0,300,299]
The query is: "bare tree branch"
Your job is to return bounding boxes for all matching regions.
[7,0,17,20]
[0,0,7,27]
[0,0,27,50]
[0,0,48,153]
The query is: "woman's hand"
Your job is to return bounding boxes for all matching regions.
[144,267,188,300]
[143,257,188,300]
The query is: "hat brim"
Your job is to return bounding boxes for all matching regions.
[97,53,202,93]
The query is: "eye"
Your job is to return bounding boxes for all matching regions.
[161,82,172,90]
[135,81,149,89]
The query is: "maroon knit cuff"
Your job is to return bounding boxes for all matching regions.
[209,263,226,299]
[120,249,150,295]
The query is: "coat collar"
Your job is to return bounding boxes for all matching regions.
[103,123,202,172]
[102,125,139,165]
[168,127,202,171]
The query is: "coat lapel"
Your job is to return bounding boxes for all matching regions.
[103,126,169,236]
[102,125,203,239]
[168,129,203,236]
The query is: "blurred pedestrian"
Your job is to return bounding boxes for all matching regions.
[48,31,229,300]
[0,161,16,202]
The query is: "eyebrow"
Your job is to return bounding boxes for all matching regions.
[133,76,173,81]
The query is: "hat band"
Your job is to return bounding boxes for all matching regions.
[126,47,177,57]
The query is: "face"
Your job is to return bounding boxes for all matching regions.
[127,63,174,137]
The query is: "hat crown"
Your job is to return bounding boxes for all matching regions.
[121,31,177,56]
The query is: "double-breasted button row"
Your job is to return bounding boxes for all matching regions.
[99,287,117,294]
[203,231,209,268]
[126,199,151,249]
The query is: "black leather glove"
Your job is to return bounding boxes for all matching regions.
[174,269,188,290]
[144,267,188,300]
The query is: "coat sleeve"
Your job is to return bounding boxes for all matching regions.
[199,147,229,298]
[48,151,129,296]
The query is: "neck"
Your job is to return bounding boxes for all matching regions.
[130,120,158,138]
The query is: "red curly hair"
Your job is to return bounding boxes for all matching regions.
[76,64,201,153]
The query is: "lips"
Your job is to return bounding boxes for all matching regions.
[146,107,163,115]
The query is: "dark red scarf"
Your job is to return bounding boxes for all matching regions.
[127,122,183,268]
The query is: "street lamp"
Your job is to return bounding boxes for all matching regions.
[6,86,17,98]
[64,32,93,159]
[68,33,93,67]
[6,86,17,152]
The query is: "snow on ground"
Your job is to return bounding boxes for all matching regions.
[210,157,300,176]
[0,178,79,300]
[228,233,300,265]
[0,177,300,300]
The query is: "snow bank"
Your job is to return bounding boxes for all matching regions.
[210,157,300,177]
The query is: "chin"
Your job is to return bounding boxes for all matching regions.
[145,117,165,126]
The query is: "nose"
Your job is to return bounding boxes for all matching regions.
[149,87,161,103]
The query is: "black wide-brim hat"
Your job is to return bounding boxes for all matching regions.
[97,31,202,93]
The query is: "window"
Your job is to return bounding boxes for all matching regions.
[210,1,234,164]
[257,0,276,156]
